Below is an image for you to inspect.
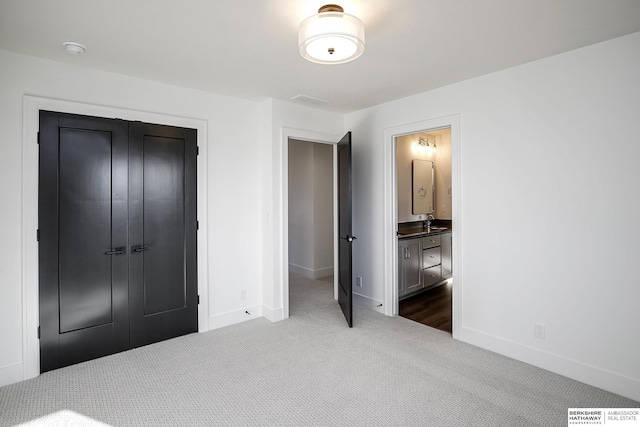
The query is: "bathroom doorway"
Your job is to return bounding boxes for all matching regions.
[395,127,454,333]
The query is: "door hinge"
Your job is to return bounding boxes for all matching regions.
[37,132,40,145]
[36,229,40,242]
[196,146,200,156]
[37,326,41,339]
[197,221,199,230]
[197,295,200,305]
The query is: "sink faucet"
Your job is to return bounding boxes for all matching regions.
[424,214,435,231]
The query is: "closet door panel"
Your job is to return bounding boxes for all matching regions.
[58,128,113,332]
[142,135,186,314]
[39,111,129,373]
[128,123,198,348]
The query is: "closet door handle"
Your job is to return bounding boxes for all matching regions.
[105,247,126,256]
[132,245,151,253]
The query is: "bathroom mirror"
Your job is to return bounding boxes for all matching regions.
[412,159,434,214]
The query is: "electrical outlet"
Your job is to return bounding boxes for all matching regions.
[534,323,546,340]
[356,276,363,287]
[240,289,247,301]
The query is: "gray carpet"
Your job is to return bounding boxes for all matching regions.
[0,273,637,426]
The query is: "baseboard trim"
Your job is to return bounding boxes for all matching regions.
[460,326,640,402]
[289,264,333,280]
[262,305,285,322]
[208,305,263,330]
[353,292,384,314]
[312,266,333,279]
[0,363,24,388]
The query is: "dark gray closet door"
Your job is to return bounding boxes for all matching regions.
[39,111,130,372]
[39,112,198,372]
[128,122,198,348]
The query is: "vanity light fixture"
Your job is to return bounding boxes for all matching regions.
[417,137,436,154]
[298,4,365,64]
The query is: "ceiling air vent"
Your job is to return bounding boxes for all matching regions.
[290,94,329,107]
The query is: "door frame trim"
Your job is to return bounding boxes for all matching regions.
[22,95,209,380]
[383,114,461,339]
[281,127,342,320]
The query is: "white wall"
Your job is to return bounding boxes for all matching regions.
[288,140,334,279]
[288,140,315,272]
[312,143,334,275]
[0,49,263,386]
[346,32,640,401]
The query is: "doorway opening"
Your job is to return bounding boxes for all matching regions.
[382,114,461,339]
[287,138,336,317]
[396,128,453,333]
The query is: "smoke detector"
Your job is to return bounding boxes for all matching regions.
[63,42,86,55]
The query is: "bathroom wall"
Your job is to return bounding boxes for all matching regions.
[434,131,452,219]
[396,130,452,222]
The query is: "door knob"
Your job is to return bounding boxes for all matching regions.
[340,235,357,242]
[131,245,151,253]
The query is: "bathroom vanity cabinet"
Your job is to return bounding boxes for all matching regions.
[422,234,442,288]
[398,231,452,299]
[398,238,422,298]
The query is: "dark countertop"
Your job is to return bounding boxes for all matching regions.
[397,226,451,240]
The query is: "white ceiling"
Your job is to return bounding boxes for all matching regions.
[2,0,640,113]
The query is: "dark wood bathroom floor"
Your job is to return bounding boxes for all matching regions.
[399,283,452,333]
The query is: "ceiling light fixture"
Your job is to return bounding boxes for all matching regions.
[298,4,365,64]
[63,41,86,55]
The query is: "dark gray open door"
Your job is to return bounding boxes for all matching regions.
[337,132,355,327]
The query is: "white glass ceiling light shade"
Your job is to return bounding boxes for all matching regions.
[299,4,365,64]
